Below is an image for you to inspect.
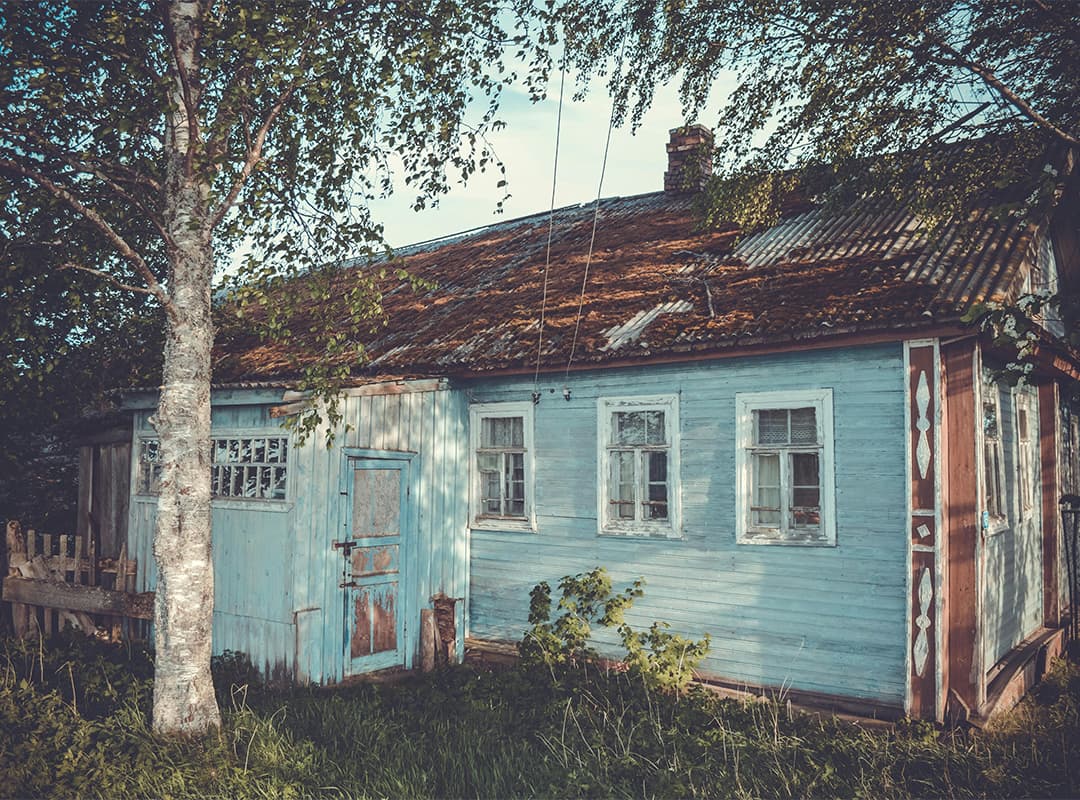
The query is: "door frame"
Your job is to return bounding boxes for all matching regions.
[338,448,417,675]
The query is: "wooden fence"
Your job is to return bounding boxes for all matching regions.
[3,520,153,641]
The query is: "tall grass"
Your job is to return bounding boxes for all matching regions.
[1,632,1077,798]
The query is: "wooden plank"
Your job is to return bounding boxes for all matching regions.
[2,577,154,620]
[943,339,980,715]
[42,533,53,635]
[77,447,93,548]
[1038,383,1060,627]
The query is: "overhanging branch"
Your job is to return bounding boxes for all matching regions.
[0,157,177,321]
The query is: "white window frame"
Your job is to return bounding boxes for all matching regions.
[133,430,291,507]
[597,394,681,538]
[981,375,1009,533]
[735,389,836,546]
[469,402,535,532]
[1013,387,1037,518]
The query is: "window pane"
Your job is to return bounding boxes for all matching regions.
[509,452,525,483]
[791,452,819,487]
[271,467,287,500]
[983,401,999,439]
[756,410,788,444]
[1017,407,1029,441]
[646,410,665,445]
[790,408,817,444]
[610,450,636,519]
[753,453,781,526]
[647,451,667,482]
[614,411,646,445]
[482,417,511,447]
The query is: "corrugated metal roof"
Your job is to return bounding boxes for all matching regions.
[213,188,1047,382]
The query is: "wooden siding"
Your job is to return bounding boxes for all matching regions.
[127,390,469,683]
[78,439,131,559]
[465,343,910,706]
[289,387,468,683]
[943,338,981,712]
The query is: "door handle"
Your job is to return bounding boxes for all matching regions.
[332,539,356,554]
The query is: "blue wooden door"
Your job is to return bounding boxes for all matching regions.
[342,458,410,675]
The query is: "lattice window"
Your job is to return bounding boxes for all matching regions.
[136,435,289,501]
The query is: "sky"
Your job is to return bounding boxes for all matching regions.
[366,80,705,248]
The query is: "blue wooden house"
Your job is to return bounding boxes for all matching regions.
[100,128,1080,722]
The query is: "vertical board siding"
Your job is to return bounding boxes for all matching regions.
[129,392,469,683]
[466,344,910,705]
[288,387,468,683]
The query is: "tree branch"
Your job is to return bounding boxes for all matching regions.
[59,262,159,296]
[0,157,177,321]
[927,35,1080,147]
[209,82,296,228]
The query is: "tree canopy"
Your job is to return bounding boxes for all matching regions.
[560,0,1078,234]
[1,0,547,734]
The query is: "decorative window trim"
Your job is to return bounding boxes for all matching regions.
[469,402,535,533]
[735,389,836,546]
[134,430,290,505]
[597,394,681,538]
[980,375,1009,534]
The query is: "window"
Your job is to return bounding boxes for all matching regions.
[136,434,289,501]
[1015,390,1036,515]
[598,395,680,537]
[470,402,534,531]
[736,389,835,545]
[982,377,1008,526]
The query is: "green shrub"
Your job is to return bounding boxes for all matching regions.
[519,566,710,693]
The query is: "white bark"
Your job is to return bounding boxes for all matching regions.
[151,0,221,735]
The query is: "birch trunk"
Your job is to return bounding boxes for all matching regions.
[151,0,221,735]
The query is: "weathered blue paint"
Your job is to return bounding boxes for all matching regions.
[124,343,912,703]
[125,385,469,684]
[464,343,910,706]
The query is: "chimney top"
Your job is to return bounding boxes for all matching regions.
[664,124,714,193]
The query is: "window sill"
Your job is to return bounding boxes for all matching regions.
[598,525,683,541]
[132,495,292,513]
[471,519,535,534]
[738,530,835,547]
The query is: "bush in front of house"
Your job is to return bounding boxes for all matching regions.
[518,566,711,694]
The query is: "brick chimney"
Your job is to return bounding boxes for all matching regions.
[664,124,714,193]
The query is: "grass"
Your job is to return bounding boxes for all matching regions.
[0,632,1078,799]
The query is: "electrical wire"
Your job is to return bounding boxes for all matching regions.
[564,45,624,382]
[531,62,567,399]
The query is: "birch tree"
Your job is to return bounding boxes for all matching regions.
[1,0,544,734]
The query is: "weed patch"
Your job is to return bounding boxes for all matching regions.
[1,633,1078,798]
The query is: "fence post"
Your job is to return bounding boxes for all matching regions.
[5,521,29,637]
[1061,495,1080,648]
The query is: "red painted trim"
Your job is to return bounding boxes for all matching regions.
[943,339,981,714]
[907,343,938,719]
